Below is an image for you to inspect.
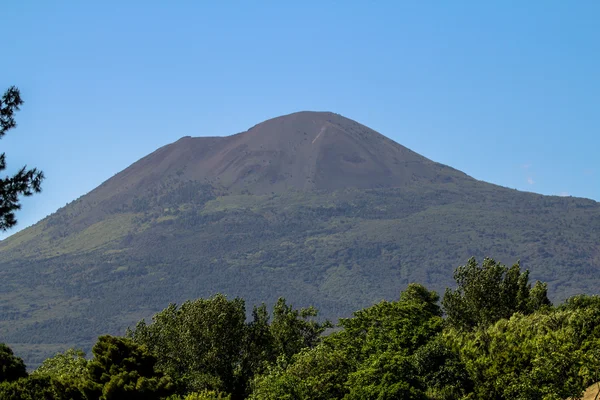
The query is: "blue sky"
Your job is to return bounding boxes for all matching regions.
[2,1,599,238]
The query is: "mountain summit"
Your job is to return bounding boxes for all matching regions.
[0,112,598,368]
[93,112,469,202]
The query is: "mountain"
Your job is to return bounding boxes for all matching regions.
[0,111,599,367]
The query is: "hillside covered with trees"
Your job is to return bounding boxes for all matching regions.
[1,258,600,400]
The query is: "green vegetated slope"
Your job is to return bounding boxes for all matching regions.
[0,111,598,368]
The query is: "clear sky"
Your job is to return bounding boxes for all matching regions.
[2,1,599,239]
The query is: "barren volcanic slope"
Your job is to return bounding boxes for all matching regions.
[84,111,470,201]
[1,111,599,367]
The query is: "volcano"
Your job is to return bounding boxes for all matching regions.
[1,111,598,367]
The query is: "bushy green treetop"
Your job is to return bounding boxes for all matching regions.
[442,257,551,330]
[0,343,27,383]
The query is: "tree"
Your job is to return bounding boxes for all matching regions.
[34,348,88,380]
[127,294,248,395]
[442,257,551,330]
[167,391,232,400]
[128,295,332,399]
[0,86,44,230]
[400,283,443,317]
[446,310,596,399]
[250,285,443,400]
[83,335,174,400]
[0,375,62,400]
[344,351,427,400]
[0,343,27,383]
[269,298,333,361]
[412,335,473,399]
[249,345,351,400]
[238,304,274,382]
[32,348,89,398]
[331,284,443,362]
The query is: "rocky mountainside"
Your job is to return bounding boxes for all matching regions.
[0,111,599,367]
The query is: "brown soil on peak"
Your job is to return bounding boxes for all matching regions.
[91,111,471,202]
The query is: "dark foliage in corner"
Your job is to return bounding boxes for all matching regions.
[0,86,44,230]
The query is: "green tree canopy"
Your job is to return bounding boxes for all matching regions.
[251,285,443,400]
[269,297,333,361]
[84,335,174,400]
[412,336,473,400]
[32,348,89,399]
[128,294,247,395]
[0,375,67,400]
[0,86,44,230]
[0,343,27,383]
[445,308,600,399]
[249,344,351,400]
[332,283,442,361]
[128,294,331,399]
[442,257,551,330]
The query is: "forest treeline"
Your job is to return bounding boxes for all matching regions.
[1,257,599,400]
